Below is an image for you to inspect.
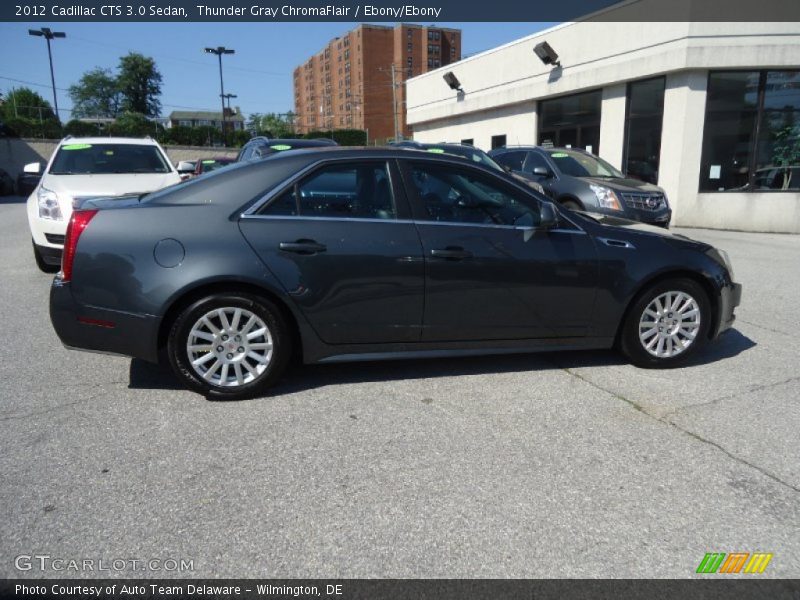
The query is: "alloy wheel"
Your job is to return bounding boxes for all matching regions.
[638,291,701,358]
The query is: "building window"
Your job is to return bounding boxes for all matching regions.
[407,42,412,52]
[538,90,602,154]
[623,77,665,185]
[491,135,507,150]
[461,138,474,146]
[700,70,800,192]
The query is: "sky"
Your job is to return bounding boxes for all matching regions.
[0,21,555,121]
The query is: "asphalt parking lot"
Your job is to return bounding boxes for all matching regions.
[0,194,798,579]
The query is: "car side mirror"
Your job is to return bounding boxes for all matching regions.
[175,161,195,174]
[539,202,558,229]
[533,166,552,178]
[23,162,41,174]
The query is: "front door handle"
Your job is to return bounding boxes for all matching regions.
[279,240,327,255]
[430,247,473,260]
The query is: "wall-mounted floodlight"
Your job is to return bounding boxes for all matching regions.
[442,71,463,93]
[533,41,560,68]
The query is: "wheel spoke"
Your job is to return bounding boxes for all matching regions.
[218,309,232,331]
[249,342,273,350]
[640,328,658,340]
[230,308,242,332]
[203,359,222,380]
[201,317,221,336]
[192,352,216,367]
[191,330,215,342]
[219,363,229,384]
[188,344,213,352]
[247,327,267,341]
[234,363,245,385]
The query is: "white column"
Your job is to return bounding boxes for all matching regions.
[599,84,627,168]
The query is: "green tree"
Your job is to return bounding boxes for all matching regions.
[0,88,57,121]
[68,68,122,118]
[107,112,161,137]
[117,53,162,117]
[247,112,295,137]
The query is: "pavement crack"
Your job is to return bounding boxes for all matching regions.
[660,375,800,420]
[555,363,800,494]
[738,318,792,337]
[0,390,107,422]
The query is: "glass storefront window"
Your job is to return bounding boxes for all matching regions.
[623,77,665,184]
[700,70,800,192]
[538,90,602,155]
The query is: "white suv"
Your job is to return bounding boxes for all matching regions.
[26,136,181,272]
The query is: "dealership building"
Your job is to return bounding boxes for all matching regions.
[406,9,800,232]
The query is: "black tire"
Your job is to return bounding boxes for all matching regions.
[167,293,292,400]
[560,199,582,211]
[620,278,711,368]
[32,240,59,273]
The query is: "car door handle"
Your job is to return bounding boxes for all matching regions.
[430,247,473,260]
[279,240,327,255]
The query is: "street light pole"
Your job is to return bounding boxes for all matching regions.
[29,27,66,122]
[204,46,235,145]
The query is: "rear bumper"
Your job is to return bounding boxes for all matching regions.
[715,281,742,337]
[50,278,161,363]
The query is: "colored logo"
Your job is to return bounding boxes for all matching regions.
[696,552,773,574]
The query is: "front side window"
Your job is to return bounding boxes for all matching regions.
[410,163,540,227]
[261,162,396,220]
[49,143,171,175]
[493,150,526,171]
[700,70,800,191]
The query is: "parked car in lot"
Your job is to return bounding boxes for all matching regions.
[236,137,338,162]
[26,136,182,272]
[192,156,235,177]
[50,147,741,400]
[391,140,546,194]
[489,146,672,227]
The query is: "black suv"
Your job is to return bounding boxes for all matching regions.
[490,146,671,227]
[236,137,338,162]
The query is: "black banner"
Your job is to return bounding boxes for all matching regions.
[3,0,800,22]
[3,579,800,600]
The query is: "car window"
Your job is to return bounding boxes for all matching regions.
[546,149,624,178]
[409,163,540,227]
[238,145,255,161]
[524,152,551,173]
[261,162,396,220]
[49,143,172,175]
[493,150,527,171]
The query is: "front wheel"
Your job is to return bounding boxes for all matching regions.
[167,294,291,399]
[560,199,582,211]
[620,279,711,368]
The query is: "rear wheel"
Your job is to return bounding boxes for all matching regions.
[168,294,291,399]
[32,240,59,273]
[620,278,711,368]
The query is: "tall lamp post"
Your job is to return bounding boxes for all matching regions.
[222,93,238,137]
[204,46,235,145]
[29,27,66,122]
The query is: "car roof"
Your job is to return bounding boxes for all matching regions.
[246,137,338,147]
[58,136,163,146]
[255,145,504,167]
[493,145,587,154]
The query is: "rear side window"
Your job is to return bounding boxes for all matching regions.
[260,162,396,220]
[523,152,551,173]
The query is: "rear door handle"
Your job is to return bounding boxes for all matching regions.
[430,247,473,260]
[279,240,327,255]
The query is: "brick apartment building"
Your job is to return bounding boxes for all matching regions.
[293,24,461,142]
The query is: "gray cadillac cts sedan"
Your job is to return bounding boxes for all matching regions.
[50,147,741,399]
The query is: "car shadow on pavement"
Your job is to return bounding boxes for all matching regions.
[127,328,756,400]
[0,195,27,204]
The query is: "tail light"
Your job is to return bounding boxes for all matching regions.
[61,209,98,282]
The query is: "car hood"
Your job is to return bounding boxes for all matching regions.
[581,176,663,193]
[42,173,180,200]
[575,211,705,245]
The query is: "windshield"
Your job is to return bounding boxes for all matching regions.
[428,146,504,172]
[546,149,624,178]
[199,159,234,173]
[49,143,172,175]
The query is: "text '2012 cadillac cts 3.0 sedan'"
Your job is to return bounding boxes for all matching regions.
[50,148,742,399]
